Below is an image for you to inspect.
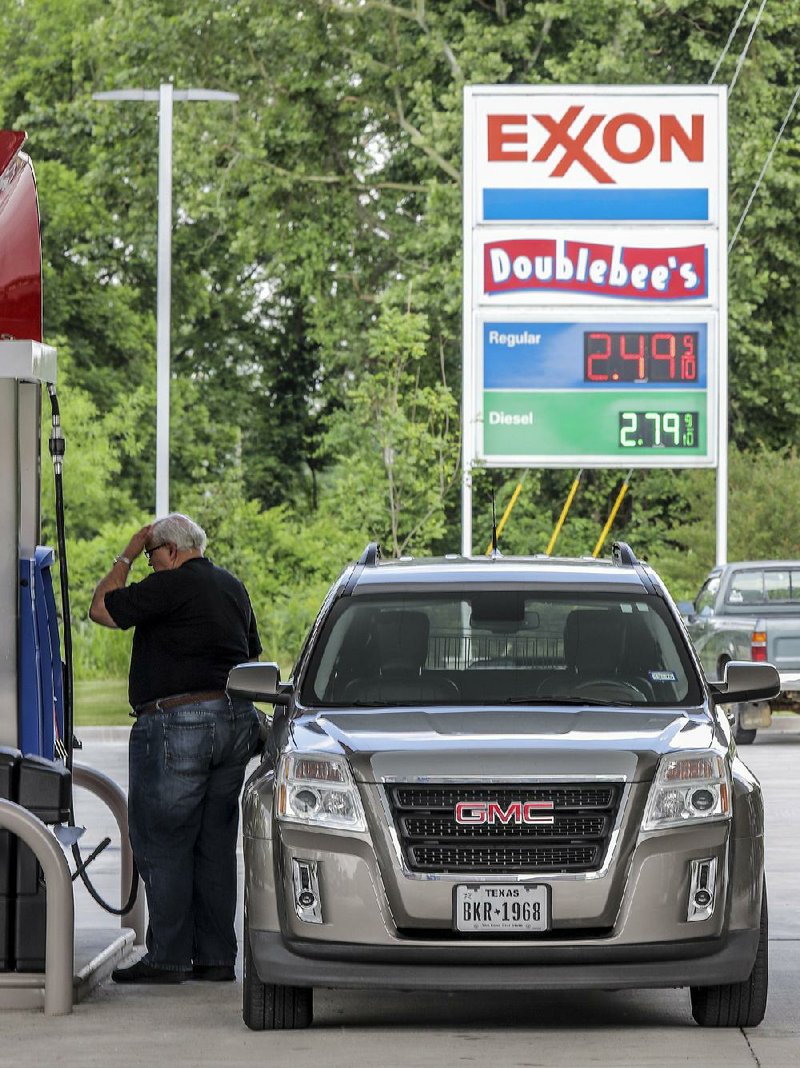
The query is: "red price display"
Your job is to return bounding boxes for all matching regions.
[584,331,698,383]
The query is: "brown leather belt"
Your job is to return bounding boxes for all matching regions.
[132,690,228,717]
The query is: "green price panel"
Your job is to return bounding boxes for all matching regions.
[483,391,708,461]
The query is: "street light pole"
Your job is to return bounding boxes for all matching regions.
[92,84,239,516]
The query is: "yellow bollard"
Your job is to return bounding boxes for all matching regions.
[545,470,582,556]
[485,481,524,556]
[593,470,634,558]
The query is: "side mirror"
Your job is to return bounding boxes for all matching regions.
[226,662,292,705]
[676,600,695,619]
[709,661,780,706]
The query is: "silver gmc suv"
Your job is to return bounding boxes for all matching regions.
[228,542,779,1031]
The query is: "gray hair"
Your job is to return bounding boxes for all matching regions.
[151,513,207,553]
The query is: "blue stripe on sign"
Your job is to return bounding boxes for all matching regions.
[482,188,710,221]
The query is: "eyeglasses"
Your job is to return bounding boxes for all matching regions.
[145,543,169,562]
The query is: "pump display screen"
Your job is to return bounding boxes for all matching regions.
[584,331,698,383]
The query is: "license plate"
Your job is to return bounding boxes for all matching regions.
[454,884,550,933]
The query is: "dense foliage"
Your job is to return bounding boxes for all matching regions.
[1,0,798,676]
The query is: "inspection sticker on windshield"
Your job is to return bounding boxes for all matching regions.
[649,671,677,682]
[454,884,549,932]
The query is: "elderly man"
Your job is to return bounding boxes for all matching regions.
[89,513,262,984]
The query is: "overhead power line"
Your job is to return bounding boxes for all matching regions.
[708,0,753,85]
[729,86,800,253]
[728,0,768,95]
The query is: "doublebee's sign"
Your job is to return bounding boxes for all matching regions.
[484,237,707,300]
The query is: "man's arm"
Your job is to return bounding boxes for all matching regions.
[89,524,151,629]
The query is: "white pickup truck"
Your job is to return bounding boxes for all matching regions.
[683,560,800,743]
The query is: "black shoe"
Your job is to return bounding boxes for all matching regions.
[112,958,186,984]
[191,964,236,982]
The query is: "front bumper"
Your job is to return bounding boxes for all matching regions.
[249,927,760,991]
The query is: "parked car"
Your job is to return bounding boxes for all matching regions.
[682,560,800,743]
[229,542,779,1031]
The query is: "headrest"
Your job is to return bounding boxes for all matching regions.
[375,610,430,674]
[563,609,627,674]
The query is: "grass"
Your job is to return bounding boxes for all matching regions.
[74,678,131,727]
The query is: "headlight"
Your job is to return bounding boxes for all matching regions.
[642,752,731,831]
[276,754,367,832]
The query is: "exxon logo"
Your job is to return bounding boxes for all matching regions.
[487,108,705,184]
[454,800,555,826]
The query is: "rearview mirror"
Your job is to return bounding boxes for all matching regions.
[708,661,780,706]
[227,662,291,705]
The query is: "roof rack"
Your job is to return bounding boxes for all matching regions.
[358,542,381,566]
[611,541,639,567]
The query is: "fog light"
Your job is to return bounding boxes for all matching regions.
[688,857,717,922]
[292,859,323,924]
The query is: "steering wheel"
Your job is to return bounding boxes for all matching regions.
[571,677,648,702]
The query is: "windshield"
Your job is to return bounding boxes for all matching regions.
[299,590,702,708]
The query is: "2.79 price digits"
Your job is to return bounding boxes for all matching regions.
[585,331,698,383]
[619,410,699,449]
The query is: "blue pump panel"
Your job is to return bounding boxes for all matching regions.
[18,548,63,759]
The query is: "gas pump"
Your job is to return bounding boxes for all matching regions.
[0,130,141,1004]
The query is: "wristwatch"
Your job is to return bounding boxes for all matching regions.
[114,554,132,568]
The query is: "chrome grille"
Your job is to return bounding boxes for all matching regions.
[387,782,621,874]
[410,844,599,871]
[401,814,608,839]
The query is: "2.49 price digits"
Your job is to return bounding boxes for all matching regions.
[585,331,699,383]
[619,410,699,449]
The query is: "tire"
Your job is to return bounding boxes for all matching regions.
[735,723,757,746]
[242,930,313,1031]
[690,884,768,1027]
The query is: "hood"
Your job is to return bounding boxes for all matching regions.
[288,705,716,784]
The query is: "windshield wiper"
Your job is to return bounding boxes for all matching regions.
[334,701,431,708]
[502,695,636,707]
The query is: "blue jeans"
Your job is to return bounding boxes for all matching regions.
[128,696,260,971]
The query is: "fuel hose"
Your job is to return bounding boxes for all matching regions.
[47,384,139,916]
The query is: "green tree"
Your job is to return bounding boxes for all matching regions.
[325,304,460,556]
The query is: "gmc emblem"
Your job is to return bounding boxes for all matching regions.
[454,800,555,826]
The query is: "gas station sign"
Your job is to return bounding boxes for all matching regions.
[462,84,727,476]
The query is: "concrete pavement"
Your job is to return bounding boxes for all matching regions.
[0,721,797,1067]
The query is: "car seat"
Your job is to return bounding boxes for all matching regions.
[342,610,460,704]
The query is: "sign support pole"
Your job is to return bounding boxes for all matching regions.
[715,87,729,566]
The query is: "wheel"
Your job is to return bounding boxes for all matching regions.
[729,700,758,745]
[690,884,768,1027]
[735,722,757,746]
[242,929,313,1031]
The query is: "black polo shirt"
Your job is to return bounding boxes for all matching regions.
[104,557,262,708]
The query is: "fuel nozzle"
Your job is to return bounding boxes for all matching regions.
[47,383,65,474]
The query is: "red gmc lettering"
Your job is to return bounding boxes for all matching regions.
[488,801,523,825]
[454,802,486,824]
[454,800,555,825]
[487,109,705,183]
